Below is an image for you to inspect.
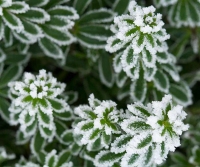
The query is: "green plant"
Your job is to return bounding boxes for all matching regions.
[0,0,199,167]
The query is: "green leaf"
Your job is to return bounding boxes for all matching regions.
[73,0,92,14]
[78,25,111,40]
[98,53,115,87]
[89,129,101,140]
[57,150,71,167]
[96,151,124,166]
[2,10,23,32]
[137,135,152,149]
[27,0,49,7]
[179,1,187,21]
[16,130,30,145]
[0,18,4,40]
[21,19,42,38]
[129,121,151,131]
[5,52,30,65]
[7,2,29,14]
[0,98,10,123]
[55,120,67,139]
[54,110,72,121]
[111,135,132,153]
[31,131,45,154]
[102,132,111,146]
[127,154,140,165]
[61,130,74,145]
[169,83,192,107]
[46,152,56,167]
[77,32,106,49]
[171,152,188,165]
[39,37,64,59]
[113,0,130,15]
[78,8,114,25]
[39,125,54,138]
[131,68,147,102]
[70,143,82,156]
[0,65,22,88]
[153,70,169,93]
[87,138,103,151]
[81,121,94,131]
[20,7,50,23]
[48,6,78,20]
[3,26,13,47]
[48,98,65,112]
[42,26,74,46]
[38,108,51,125]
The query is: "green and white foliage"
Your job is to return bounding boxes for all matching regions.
[74,94,121,151]
[0,147,15,164]
[43,149,73,167]
[8,69,72,141]
[153,0,177,8]
[106,0,171,80]
[161,0,200,28]
[0,0,79,61]
[95,95,189,167]
[74,2,115,49]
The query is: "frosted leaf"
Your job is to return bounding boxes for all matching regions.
[0,48,6,63]
[168,0,200,28]
[7,2,30,14]
[153,0,177,8]
[74,94,121,150]
[21,7,50,24]
[48,6,79,20]
[8,69,72,140]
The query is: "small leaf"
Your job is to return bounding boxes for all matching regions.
[153,70,169,93]
[48,6,79,20]
[98,53,115,87]
[111,135,132,153]
[57,150,71,166]
[95,151,124,167]
[113,0,130,15]
[73,0,92,14]
[2,10,23,32]
[39,37,64,59]
[130,68,147,102]
[137,135,152,149]
[42,26,75,46]
[169,82,192,107]
[78,8,114,25]
[0,65,22,88]
[7,1,29,14]
[21,7,50,23]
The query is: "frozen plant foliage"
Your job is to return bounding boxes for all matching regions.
[95,95,188,167]
[0,0,79,61]
[106,0,173,80]
[74,94,121,151]
[8,69,72,141]
[153,0,177,8]
[167,0,200,27]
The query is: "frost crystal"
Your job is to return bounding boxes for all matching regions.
[74,94,121,151]
[95,95,189,167]
[8,69,72,141]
